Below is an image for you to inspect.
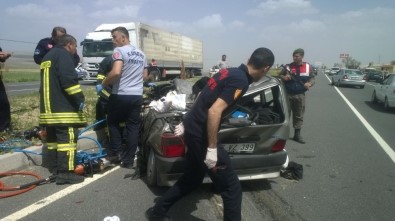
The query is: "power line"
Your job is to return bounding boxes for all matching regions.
[0,38,36,44]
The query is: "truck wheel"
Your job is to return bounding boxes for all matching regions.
[146,150,157,186]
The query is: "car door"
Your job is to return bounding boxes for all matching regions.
[383,75,395,105]
[376,75,393,101]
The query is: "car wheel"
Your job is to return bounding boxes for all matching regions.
[360,85,365,89]
[146,150,157,186]
[331,78,335,86]
[384,97,390,111]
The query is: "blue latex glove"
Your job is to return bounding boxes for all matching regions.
[147,82,156,87]
[96,84,103,95]
[79,102,84,112]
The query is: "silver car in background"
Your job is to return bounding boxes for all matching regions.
[328,67,340,75]
[371,73,395,111]
[331,69,366,89]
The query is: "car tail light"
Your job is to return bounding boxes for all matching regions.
[271,139,286,153]
[342,75,348,79]
[161,133,185,157]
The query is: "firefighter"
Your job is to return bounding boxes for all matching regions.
[94,55,114,154]
[39,34,87,184]
[95,54,113,130]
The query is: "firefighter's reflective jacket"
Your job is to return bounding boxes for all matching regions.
[96,55,113,100]
[39,46,87,126]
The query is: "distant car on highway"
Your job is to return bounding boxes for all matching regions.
[328,67,340,75]
[371,73,395,111]
[331,69,366,88]
[365,70,384,82]
[325,69,330,74]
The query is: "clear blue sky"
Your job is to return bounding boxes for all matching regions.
[1,0,394,69]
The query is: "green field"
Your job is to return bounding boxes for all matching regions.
[8,87,97,132]
[1,69,40,83]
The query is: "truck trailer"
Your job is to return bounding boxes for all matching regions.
[80,22,203,81]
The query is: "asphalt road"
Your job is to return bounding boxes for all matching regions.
[243,71,395,221]
[5,80,94,96]
[1,71,394,221]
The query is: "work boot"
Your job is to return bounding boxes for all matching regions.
[56,172,84,185]
[145,207,172,221]
[293,129,306,144]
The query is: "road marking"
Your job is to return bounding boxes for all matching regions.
[8,89,38,92]
[2,166,120,220]
[324,74,395,163]
[7,83,39,87]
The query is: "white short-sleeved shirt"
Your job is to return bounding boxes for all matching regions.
[111,45,147,95]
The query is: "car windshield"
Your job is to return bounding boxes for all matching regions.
[345,70,363,75]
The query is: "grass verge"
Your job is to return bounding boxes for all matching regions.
[1,70,40,83]
[9,87,97,132]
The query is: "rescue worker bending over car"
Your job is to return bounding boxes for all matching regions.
[146,47,275,221]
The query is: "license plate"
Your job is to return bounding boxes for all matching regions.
[223,143,255,153]
[351,77,358,80]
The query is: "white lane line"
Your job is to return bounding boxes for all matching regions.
[8,89,38,92]
[324,74,395,163]
[7,83,39,87]
[2,166,120,221]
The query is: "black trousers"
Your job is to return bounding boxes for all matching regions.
[0,79,11,131]
[153,131,242,221]
[107,94,142,164]
[95,97,108,130]
[45,126,79,172]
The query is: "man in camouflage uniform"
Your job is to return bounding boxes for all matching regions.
[280,48,315,144]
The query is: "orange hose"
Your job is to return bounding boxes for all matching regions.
[0,172,43,198]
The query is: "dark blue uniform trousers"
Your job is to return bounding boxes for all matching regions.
[0,79,11,131]
[107,94,142,165]
[153,131,242,221]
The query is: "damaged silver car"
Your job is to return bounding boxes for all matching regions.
[139,76,291,186]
